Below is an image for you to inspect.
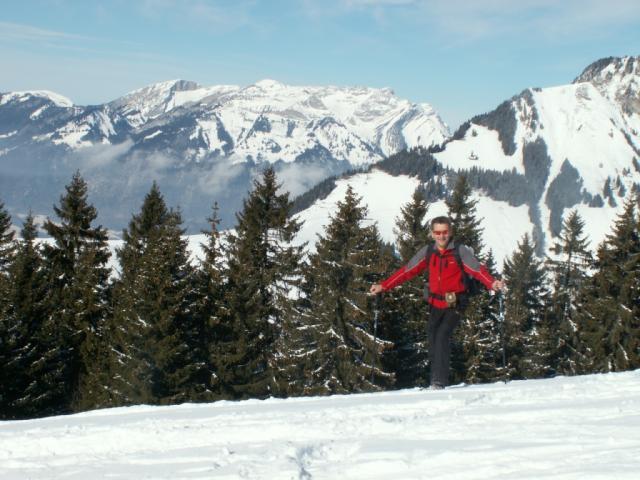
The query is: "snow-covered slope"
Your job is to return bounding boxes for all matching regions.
[1,370,638,479]
[293,168,531,267]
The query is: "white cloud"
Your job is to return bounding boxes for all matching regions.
[70,139,134,170]
[196,160,247,196]
[275,163,331,197]
[0,21,88,43]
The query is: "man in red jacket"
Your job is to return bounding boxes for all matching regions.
[370,216,504,389]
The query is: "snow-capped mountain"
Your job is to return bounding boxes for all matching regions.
[0,79,448,231]
[294,56,640,264]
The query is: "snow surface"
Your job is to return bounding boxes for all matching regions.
[1,370,639,479]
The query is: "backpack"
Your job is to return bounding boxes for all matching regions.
[424,243,483,298]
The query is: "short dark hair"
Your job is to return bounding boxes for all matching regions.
[430,216,453,231]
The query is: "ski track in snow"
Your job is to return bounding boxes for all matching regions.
[1,371,639,479]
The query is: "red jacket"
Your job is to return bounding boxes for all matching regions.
[380,240,496,309]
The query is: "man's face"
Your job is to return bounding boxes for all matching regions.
[431,223,452,249]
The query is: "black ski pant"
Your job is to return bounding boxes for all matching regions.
[428,306,461,387]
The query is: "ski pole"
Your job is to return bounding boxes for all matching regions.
[498,290,507,382]
[371,293,381,385]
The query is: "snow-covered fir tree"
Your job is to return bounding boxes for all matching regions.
[0,214,48,419]
[193,202,232,400]
[300,185,395,395]
[576,197,640,373]
[214,167,305,399]
[107,183,209,406]
[462,250,505,384]
[546,209,593,375]
[502,233,551,380]
[36,172,111,415]
[446,173,484,256]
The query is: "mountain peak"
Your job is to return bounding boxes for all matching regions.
[573,55,640,115]
[574,55,640,84]
[108,79,206,126]
[0,90,73,108]
[254,79,285,90]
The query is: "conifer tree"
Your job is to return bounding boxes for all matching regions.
[502,234,550,380]
[194,202,231,399]
[0,214,48,419]
[576,197,640,373]
[0,201,16,330]
[546,210,593,375]
[215,167,305,399]
[387,188,431,388]
[446,173,484,255]
[461,250,505,384]
[37,172,111,414]
[107,183,208,406]
[0,201,15,278]
[301,186,395,395]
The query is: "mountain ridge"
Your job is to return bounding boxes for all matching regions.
[0,78,449,231]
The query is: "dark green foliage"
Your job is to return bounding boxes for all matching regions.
[215,167,304,399]
[0,201,15,275]
[375,147,443,182]
[0,214,49,419]
[522,138,552,199]
[37,172,111,415]
[107,183,209,406]
[546,210,593,375]
[301,186,395,394]
[447,173,484,255]
[464,167,530,206]
[576,197,640,373]
[290,175,338,215]
[545,160,587,236]
[459,250,505,384]
[194,203,231,399]
[0,200,16,346]
[502,234,551,380]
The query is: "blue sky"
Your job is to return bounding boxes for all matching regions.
[1,0,638,129]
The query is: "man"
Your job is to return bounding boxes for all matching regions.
[370,216,504,389]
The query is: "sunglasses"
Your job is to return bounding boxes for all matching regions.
[433,230,449,236]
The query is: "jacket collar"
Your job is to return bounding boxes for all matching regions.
[434,238,456,253]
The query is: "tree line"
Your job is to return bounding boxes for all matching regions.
[0,168,638,420]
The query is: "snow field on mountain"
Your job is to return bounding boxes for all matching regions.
[1,370,639,480]
[434,124,522,174]
[293,170,420,251]
[292,169,531,267]
[531,83,637,195]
